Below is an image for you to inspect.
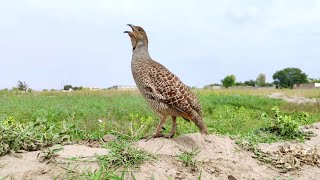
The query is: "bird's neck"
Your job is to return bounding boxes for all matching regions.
[132,42,151,61]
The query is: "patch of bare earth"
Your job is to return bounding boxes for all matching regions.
[0,145,108,180]
[1,124,320,180]
[267,92,318,103]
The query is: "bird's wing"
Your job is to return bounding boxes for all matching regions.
[141,60,202,119]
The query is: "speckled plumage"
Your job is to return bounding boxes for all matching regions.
[125,24,208,138]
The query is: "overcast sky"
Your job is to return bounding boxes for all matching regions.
[0,0,319,90]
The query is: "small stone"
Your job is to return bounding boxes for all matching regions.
[102,134,117,143]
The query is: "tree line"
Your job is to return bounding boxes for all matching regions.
[218,67,318,89]
[3,67,319,92]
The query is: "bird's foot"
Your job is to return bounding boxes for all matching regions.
[164,133,175,138]
[145,133,164,142]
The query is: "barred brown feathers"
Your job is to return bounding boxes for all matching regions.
[124,24,208,139]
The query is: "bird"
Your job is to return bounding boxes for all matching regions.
[124,24,208,139]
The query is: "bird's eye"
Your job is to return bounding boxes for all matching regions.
[138,28,141,31]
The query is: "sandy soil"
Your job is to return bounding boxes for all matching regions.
[133,127,320,180]
[1,124,320,180]
[0,145,108,180]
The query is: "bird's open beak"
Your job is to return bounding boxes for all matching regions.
[123,24,135,34]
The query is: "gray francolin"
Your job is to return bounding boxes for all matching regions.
[124,24,208,139]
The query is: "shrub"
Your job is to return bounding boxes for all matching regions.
[262,106,306,139]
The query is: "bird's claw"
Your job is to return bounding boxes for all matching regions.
[164,134,175,138]
[145,133,164,141]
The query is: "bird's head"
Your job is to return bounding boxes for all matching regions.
[124,24,148,50]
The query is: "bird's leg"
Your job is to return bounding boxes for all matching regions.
[165,116,177,138]
[145,115,167,141]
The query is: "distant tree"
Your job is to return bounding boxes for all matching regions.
[43,89,48,91]
[256,73,266,87]
[221,75,236,88]
[244,80,256,87]
[273,68,308,88]
[235,82,244,86]
[17,81,28,92]
[27,88,33,93]
[63,85,73,90]
[203,83,221,89]
[50,89,55,91]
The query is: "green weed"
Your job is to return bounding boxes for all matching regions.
[0,115,82,156]
[178,148,200,171]
[98,138,154,169]
[262,106,306,139]
[81,165,128,180]
[128,113,154,139]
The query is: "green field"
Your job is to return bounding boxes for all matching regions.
[1,89,320,156]
[1,89,320,178]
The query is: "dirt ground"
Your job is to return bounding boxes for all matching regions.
[267,92,318,103]
[1,124,320,180]
[0,145,109,180]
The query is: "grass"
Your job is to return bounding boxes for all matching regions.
[178,148,200,170]
[1,88,320,176]
[98,137,154,169]
[199,88,320,98]
[1,89,320,148]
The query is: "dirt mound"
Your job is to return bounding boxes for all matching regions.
[133,134,277,180]
[1,125,320,180]
[267,93,317,103]
[133,131,320,180]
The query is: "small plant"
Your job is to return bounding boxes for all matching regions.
[82,165,130,180]
[0,115,82,156]
[98,138,154,169]
[128,113,154,139]
[262,106,304,139]
[178,148,200,171]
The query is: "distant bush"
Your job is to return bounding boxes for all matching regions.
[63,85,73,90]
[73,86,83,91]
[63,85,83,91]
